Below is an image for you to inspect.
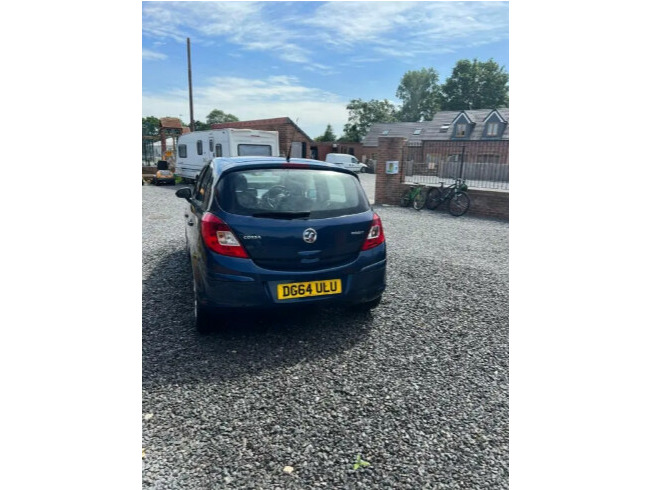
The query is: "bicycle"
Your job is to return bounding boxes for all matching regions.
[425,178,471,216]
[400,184,429,210]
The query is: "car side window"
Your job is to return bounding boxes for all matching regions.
[194,166,213,205]
[193,167,208,201]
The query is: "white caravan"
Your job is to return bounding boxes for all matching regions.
[175,128,280,183]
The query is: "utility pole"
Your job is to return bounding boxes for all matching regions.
[187,37,195,132]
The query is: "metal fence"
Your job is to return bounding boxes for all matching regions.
[402,141,509,191]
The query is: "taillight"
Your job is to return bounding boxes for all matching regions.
[361,213,385,251]
[200,212,249,258]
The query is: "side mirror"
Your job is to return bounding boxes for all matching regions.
[175,187,192,201]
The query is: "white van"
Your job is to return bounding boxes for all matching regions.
[325,153,368,173]
[176,128,280,183]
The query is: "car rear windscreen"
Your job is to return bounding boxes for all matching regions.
[216,168,370,218]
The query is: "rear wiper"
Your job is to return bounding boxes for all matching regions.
[252,211,311,220]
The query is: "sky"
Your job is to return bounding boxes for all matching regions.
[142,1,509,139]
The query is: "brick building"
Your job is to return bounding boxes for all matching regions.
[211,117,315,159]
[362,108,509,165]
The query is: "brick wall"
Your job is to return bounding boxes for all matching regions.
[373,136,509,220]
[312,142,365,161]
[389,184,509,220]
[422,140,509,164]
[374,137,408,205]
[464,189,509,220]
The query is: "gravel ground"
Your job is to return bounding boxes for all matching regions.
[142,180,509,489]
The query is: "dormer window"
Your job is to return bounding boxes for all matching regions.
[482,110,507,138]
[455,123,467,137]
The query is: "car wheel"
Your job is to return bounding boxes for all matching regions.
[360,167,366,173]
[350,295,382,311]
[195,301,212,335]
[193,276,212,334]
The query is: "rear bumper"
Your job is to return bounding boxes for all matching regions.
[195,246,386,310]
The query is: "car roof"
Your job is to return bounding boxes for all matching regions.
[211,156,358,177]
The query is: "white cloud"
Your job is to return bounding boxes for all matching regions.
[143,75,350,139]
[305,1,508,53]
[142,49,167,61]
[143,2,312,65]
[142,1,508,67]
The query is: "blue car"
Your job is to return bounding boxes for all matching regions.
[175,156,387,333]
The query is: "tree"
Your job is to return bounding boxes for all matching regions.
[206,109,239,125]
[142,116,160,138]
[314,124,337,142]
[440,58,509,111]
[193,120,211,131]
[341,99,398,142]
[395,68,441,122]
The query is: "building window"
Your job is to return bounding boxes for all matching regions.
[413,129,422,135]
[478,154,500,164]
[486,122,499,137]
[197,140,203,155]
[382,130,390,135]
[455,123,467,137]
[179,144,187,158]
[447,154,461,163]
[426,153,441,170]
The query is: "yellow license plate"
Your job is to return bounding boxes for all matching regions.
[277,279,342,300]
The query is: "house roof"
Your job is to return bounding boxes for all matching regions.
[362,108,509,146]
[211,117,313,143]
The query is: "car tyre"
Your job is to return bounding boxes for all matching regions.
[350,295,382,311]
[195,302,212,334]
[193,277,213,334]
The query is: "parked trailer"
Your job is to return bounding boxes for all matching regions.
[175,128,280,183]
